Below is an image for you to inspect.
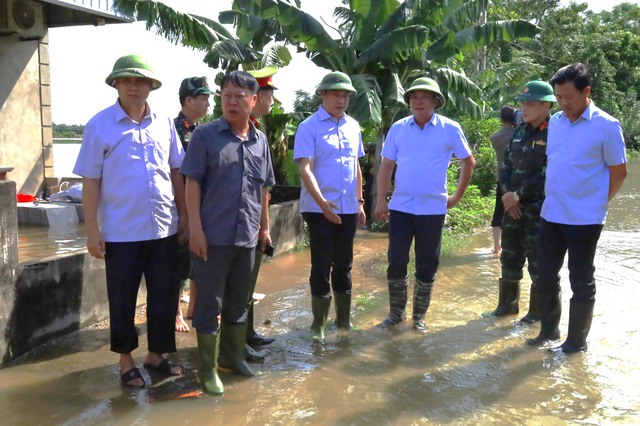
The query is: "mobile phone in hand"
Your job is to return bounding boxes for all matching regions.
[264,244,275,257]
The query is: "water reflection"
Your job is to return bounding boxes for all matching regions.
[18,223,87,264]
[2,162,638,424]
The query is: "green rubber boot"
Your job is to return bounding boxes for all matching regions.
[310,295,331,341]
[196,331,224,395]
[334,291,353,330]
[218,322,262,376]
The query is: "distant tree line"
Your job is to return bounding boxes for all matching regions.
[53,123,84,138]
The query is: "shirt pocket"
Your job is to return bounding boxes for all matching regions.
[245,148,266,184]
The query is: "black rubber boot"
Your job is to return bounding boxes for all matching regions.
[196,331,224,395]
[218,322,262,376]
[484,279,520,317]
[246,302,275,346]
[310,295,331,341]
[246,250,275,346]
[519,283,540,324]
[526,290,561,346]
[334,291,353,330]
[555,300,594,353]
[412,279,434,331]
[381,276,408,326]
[244,343,265,362]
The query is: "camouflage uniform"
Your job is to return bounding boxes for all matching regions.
[174,111,196,282]
[499,118,549,283]
[174,111,197,153]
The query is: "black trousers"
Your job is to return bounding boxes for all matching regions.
[104,234,179,354]
[302,212,358,297]
[536,219,603,302]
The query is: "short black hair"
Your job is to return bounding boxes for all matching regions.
[550,63,592,91]
[220,70,258,94]
[499,105,516,125]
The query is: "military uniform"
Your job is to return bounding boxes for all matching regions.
[486,79,556,322]
[499,119,548,284]
[174,111,197,152]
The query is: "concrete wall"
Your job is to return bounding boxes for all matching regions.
[0,180,19,363]
[0,33,52,196]
[0,180,304,365]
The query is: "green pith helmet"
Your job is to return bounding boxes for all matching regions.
[515,80,556,102]
[315,71,356,95]
[403,77,446,109]
[105,54,162,90]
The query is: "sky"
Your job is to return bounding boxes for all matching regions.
[48,0,638,125]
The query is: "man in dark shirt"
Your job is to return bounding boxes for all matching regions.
[181,71,275,395]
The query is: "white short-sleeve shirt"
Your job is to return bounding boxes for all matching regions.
[382,114,472,215]
[73,100,184,242]
[542,102,627,225]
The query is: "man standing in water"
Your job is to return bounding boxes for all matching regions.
[294,71,366,342]
[241,65,279,357]
[375,77,475,331]
[182,71,274,395]
[489,105,516,255]
[527,63,627,352]
[74,54,186,387]
[486,81,556,324]
[174,76,215,333]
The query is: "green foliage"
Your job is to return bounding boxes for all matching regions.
[445,177,494,235]
[52,123,84,138]
[458,117,501,196]
[282,150,300,186]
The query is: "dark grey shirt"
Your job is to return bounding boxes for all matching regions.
[490,126,514,179]
[181,117,275,248]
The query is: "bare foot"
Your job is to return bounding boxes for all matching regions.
[175,312,190,332]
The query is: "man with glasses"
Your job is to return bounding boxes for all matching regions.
[375,77,475,331]
[294,71,366,342]
[181,70,275,395]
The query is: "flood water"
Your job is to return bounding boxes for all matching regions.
[1,162,639,425]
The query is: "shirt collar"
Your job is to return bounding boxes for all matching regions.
[219,117,257,141]
[409,113,438,127]
[559,100,595,123]
[318,106,345,122]
[114,99,154,123]
[177,111,197,130]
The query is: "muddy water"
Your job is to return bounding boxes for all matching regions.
[1,163,639,425]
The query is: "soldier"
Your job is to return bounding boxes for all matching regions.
[485,81,556,323]
[174,76,215,333]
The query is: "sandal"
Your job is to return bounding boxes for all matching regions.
[143,358,184,376]
[120,367,146,388]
